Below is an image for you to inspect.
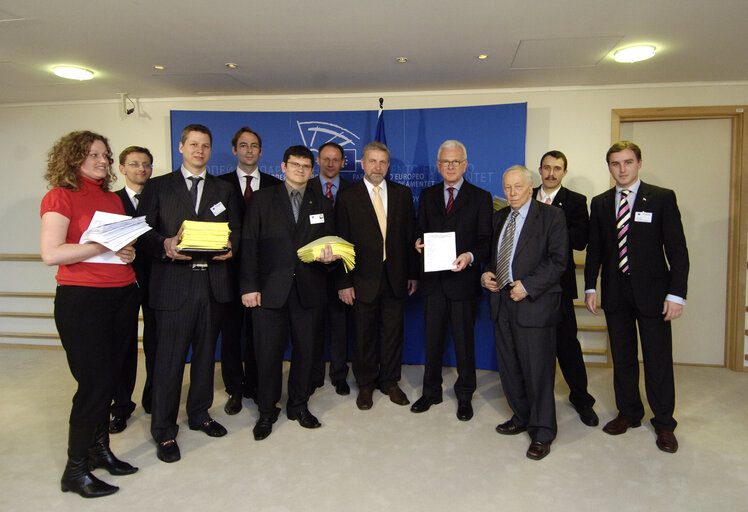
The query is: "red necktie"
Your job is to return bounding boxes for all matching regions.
[446,186,455,213]
[325,182,334,206]
[544,196,551,204]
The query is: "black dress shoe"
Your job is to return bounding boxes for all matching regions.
[410,395,442,413]
[576,406,599,427]
[108,416,127,434]
[189,419,227,437]
[288,408,322,429]
[495,419,527,435]
[456,400,473,421]
[526,440,551,460]
[89,426,138,476]
[224,394,243,415]
[333,380,351,396]
[156,439,181,463]
[356,388,374,410]
[253,417,276,441]
[61,457,119,498]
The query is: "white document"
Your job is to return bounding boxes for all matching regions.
[79,211,152,264]
[423,232,457,272]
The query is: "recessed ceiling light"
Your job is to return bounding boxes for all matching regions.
[225,63,239,69]
[153,65,165,70]
[52,66,94,81]
[477,54,489,60]
[613,45,656,63]
[395,57,408,63]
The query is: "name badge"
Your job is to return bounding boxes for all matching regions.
[210,202,226,216]
[635,211,652,223]
[309,213,325,224]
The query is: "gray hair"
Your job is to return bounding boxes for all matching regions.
[437,140,467,161]
[503,165,533,186]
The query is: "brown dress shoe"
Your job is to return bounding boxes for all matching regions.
[495,419,527,435]
[602,415,641,435]
[384,385,410,406]
[655,429,678,453]
[356,388,374,410]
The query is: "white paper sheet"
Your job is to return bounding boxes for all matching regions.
[423,232,457,272]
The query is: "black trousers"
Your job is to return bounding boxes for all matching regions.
[494,289,557,443]
[312,279,350,385]
[556,296,595,409]
[252,282,323,418]
[422,290,477,401]
[351,275,405,391]
[111,283,157,416]
[220,297,258,397]
[55,283,139,430]
[150,271,226,443]
[604,276,676,431]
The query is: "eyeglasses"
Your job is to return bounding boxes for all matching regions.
[438,159,465,168]
[124,162,153,170]
[286,161,313,171]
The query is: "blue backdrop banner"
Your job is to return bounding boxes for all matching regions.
[170,103,526,371]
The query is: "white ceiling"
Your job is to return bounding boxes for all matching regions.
[1,0,747,104]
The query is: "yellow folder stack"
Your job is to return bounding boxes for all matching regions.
[296,236,355,272]
[176,220,231,251]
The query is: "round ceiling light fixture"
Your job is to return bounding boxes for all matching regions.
[52,65,95,80]
[477,54,489,60]
[225,63,239,69]
[395,57,408,63]
[613,45,656,63]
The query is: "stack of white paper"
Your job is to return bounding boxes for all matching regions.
[79,211,152,264]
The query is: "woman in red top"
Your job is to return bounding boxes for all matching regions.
[40,131,140,499]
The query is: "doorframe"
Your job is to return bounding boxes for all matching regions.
[612,106,747,371]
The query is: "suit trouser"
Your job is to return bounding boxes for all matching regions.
[604,276,676,431]
[111,284,157,416]
[252,282,323,418]
[220,297,258,396]
[494,289,557,443]
[55,284,139,430]
[150,271,225,443]
[422,290,477,401]
[351,275,405,391]
[556,296,595,409]
[312,281,350,386]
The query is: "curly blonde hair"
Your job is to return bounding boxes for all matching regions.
[44,131,116,191]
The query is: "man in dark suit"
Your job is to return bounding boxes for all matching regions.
[309,141,353,396]
[482,165,568,461]
[336,141,419,411]
[218,126,282,416]
[139,124,241,463]
[585,141,689,454]
[240,145,339,441]
[533,150,598,427]
[108,146,155,434]
[410,140,492,421]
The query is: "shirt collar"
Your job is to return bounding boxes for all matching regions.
[181,165,207,181]
[616,179,640,195]
[444,177,464,192]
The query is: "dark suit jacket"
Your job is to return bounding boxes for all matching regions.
[417,180,492,300]
[335,179,418,303]
[533,186,589,300]
[488,200,568,327]
[217,169,282,220]
[115,188,151,288]
[138,171,242,310]
[240,184,336,309]
[584,181,689,316]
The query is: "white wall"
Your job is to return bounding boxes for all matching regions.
[2,81,747,360]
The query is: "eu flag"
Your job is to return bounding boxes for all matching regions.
[375,109,387,145]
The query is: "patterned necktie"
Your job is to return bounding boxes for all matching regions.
[495,210,519,288]
[291,190,301,222]
[446,186,455,213]
[373,185,387,261]
[544,196,551,204]
[325,182,334,206]
[187,176,203,211]
[244,175,253,205]
[617,189,631,274]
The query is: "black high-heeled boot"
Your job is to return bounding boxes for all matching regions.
[89,423,138,475]
[61,424,119,498]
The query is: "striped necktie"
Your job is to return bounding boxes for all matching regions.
[617,189,631,274]
[495,210,518,288]
[446,186,455,213]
